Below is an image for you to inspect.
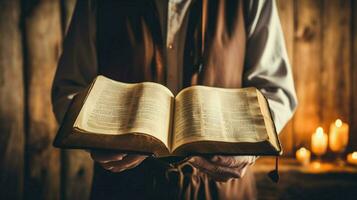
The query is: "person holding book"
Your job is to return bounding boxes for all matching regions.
[52,0,297,199]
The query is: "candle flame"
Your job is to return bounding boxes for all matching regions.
[335,119,342,128]
[300,147,307,152]
[352,152,357,159]
[316,127,324,136]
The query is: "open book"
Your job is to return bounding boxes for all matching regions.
[54,75,282,157]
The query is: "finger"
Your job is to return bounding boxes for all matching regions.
[195,164,233,182]
[110,155,147,173]
[189,156,241,179]
[210,156,240,168]
[100,155,146,169]
[239,166,248,178]
[90,151,127,163]
[210,156,255,168]
[101,155,147,173]
[110,157,146,173]
[206,172,232,182]
[210,166,249,182]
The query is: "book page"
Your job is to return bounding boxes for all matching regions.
[74,76,174,148]
[172,86,268,150]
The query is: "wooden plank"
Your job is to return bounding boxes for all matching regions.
[0,0,24,199]
[277,0,294,62]
[60,1,93,199]
[276,0,295,156]
[350,0,357,151]
[62,151,93,200]
[293,0,322,149]
[23,1,62,200]
[320,0,351,139]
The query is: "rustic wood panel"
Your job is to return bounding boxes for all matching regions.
[62,151,93,200]
[0,0,24,199]
[320,0,351,135]
[60,1,94,200]
[276,0,295,156]
[23,1,62,199]
[293,0,323,148]
[351,0,357,151]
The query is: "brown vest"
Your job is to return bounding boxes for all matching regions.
[96,0,246,89]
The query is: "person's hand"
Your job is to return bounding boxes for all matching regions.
[90,150,147,173]
[188,155,256,182]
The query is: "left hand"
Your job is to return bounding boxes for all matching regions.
[188,155,256,182]
[90,151,147,173]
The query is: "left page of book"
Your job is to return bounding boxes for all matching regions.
[74,76,174,148]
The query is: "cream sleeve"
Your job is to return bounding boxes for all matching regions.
[243,0,298,133]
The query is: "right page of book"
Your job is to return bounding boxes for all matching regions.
[172,86,269,150]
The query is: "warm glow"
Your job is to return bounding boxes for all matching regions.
[347,152,357,165]
[335,119,342,128]
[300,147,307,153]
[316,127,324,137]
[352,152,357,159]
[296,147,311,166]
[311,127,328,156]
[329,119,349,153]
[312,161,321,169]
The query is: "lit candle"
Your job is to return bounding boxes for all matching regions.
[311,127,328,156]
[329,119,349,153]
[296,147,311,166]
[347,152,357,165]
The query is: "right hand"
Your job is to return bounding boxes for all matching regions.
[90,150,147,173]
[188,155,256,182]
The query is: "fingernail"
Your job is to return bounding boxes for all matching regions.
[116,154,127,160]
[115,168,125,173]
[233,172,241,178]
[187,157,196,163]
[104,166,114,170]
[98,160,110,164]
[211,156,219,162]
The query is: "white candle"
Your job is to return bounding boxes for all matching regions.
[296,147,311,166]
[311,127,328,156]
[329,119,349,153]
[347,152,357,165]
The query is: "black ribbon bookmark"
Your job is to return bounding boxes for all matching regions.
[268,156,280,183]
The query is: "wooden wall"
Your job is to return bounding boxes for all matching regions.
[0,0,356,199]
[278,0,355,155]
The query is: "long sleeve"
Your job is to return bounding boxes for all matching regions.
[51,0,97,123]
[243,0,298,133]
